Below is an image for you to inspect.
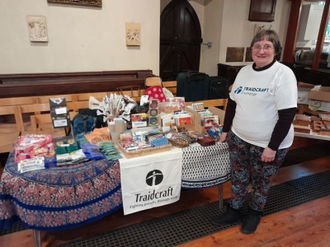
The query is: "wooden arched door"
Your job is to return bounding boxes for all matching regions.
[160,0,202,81]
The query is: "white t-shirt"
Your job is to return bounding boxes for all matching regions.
[230,61,297,149]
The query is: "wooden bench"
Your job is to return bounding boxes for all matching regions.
[0,70,153,98]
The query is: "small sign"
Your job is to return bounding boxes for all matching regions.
[49,98,70,128]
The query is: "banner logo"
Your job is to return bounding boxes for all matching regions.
[146,170,163,186]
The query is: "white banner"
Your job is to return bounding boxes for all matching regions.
[119,148,183,215]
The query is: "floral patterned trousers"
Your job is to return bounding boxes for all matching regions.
[226,130,289,212]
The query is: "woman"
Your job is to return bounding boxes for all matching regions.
[212,30,297,234]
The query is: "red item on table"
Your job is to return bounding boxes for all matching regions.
[145,86,166,102]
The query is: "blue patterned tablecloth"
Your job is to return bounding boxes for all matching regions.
[0,142,231,231]
[0,151,122,231]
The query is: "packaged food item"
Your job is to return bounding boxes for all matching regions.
[15,135,54,163]
[18,157,45,173]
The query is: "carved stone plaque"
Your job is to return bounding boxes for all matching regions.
[126,23,141,46]
[26,15,48,42]
[226,47,244,62]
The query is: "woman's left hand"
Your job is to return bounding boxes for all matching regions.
[261,147,276,163]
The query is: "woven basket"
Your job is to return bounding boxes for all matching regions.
[168,138,190,148]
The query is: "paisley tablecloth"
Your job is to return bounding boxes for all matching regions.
[0,151,122,231]
[0,142,231,231]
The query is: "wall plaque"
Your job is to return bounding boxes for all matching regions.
[226,47,244,62]
[126,23,141,46]
[26,15,49,42]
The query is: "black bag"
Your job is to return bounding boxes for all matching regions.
[208,76,229,99]
[72,112,95,136]
[176,72,210,101]
[69,109,106,136]
[77,109,106,128]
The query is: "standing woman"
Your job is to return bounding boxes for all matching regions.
[212,30,297,234]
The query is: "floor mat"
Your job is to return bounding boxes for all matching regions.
[281,143,330,168]
[55,170,330,247]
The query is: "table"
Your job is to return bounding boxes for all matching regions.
[0,142,231,246]
[120,142,231,214]
[181,143,231,188]
[0,151,122,232]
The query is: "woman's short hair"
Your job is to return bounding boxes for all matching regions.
[250,30,281,54]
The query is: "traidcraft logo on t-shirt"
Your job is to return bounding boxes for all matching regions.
[234,86,269,96]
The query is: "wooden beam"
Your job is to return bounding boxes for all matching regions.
[282,0,303,63]
[312,0,330,70]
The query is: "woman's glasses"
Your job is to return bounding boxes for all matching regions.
[252,44,273,52]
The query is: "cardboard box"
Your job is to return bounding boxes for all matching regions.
[187,106,225,134]
[297,82,315,105]
[308,86,330,112]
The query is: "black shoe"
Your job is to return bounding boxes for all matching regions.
[241,208,262,234]
[212,206,241,226]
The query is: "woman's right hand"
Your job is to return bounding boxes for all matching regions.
[219,132,227,143]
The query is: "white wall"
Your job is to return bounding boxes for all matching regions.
[216,0,291,66]
[160,0,291,76]
[199,0,224,76]
[0,0,291,77]
[0,0,160,74]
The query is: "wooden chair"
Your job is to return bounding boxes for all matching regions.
[28,99,94,135]
[67,101,90,112]
[145,77,162,87]
[185,99,228,110]
[30,111,78,137]
[117,86,143,102]
[162,80,228,109]
[75,92,108,102]
[0,96,38,106]
[37,94,76,104]
[17,103,51,133]
[162,81,177,96]
[16,95,85,133]
[0,105,21,153]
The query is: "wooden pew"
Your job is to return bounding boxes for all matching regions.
[0,105,21,153]
[0,70,153,98]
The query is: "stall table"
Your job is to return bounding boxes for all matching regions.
[0,142,231,246]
